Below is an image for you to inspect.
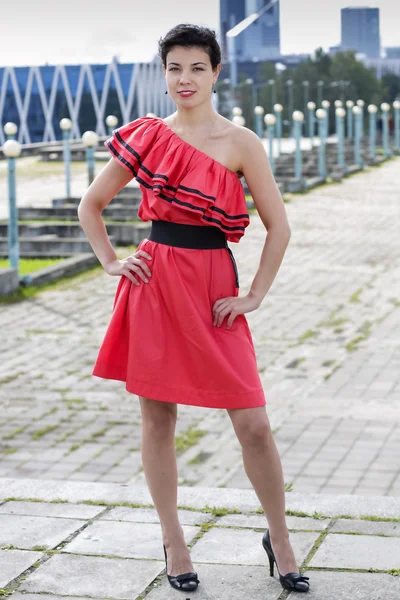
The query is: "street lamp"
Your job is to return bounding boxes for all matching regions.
[352,105,363,166]
[286,79,294,137]
[3,130,22,272]
[380,102,391,157]
[60,118,72,198]
[303,81,310,131]
[307,101,316,147]
[346,100,354,138]
[356,99,365,136]
[232,106,243,119]
[254,105,265,139]
[274,103,283,154]
[4,122,18,140]
[317,81,324,107]
[82,130,99,185]
[264,113,276,175]
[292,111,304,182]
[316,109,327,178]
[226,0,279,110]
[267,79,276,112]
[393,100,400,150]
[322,100,330,138]
[233,115,246,126]
[368,104,378,160]
[335,107,346,171]
[105,115,118,136]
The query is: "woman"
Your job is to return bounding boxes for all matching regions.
[78,23,310,595]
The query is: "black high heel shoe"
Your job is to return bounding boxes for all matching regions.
[262,529,310,593]
[163,544,199,592]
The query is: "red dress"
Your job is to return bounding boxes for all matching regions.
[92,116,266,409]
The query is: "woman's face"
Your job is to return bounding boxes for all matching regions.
[164,46,220,105]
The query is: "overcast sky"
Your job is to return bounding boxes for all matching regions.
[1,0,399,67]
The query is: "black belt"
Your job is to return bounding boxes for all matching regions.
[148,220,239,288]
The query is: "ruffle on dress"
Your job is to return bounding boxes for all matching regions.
[105,116,250,243]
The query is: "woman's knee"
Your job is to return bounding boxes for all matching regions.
[229,408,273,448]
[139,396,177,438]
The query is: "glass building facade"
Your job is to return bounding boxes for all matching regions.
[341,7,381,58]
[0,59,174,145]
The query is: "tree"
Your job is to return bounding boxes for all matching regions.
[330,51,382,105]
[381,72,400,102]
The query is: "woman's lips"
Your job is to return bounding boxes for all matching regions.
[178,91,196,97]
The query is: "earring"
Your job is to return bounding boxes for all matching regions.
[165,91,168,95]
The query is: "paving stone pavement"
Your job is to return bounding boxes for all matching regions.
[0,157,399,498]
[0,483,399,599]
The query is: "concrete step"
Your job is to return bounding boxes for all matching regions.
[19,205,140,221]
[53,194,142,207]
[0,236,116,256]
[0,222,150,246]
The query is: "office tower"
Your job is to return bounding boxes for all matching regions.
[220,0,281,62]
[219,0,246,61]
[341,7,381,58]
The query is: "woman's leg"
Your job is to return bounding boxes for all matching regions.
[227,406,298,575]
[139,396,194,576]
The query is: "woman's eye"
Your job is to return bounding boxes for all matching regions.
[169,68,203,71]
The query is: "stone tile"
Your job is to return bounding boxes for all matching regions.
[0,548,43,588]
[191,528,318,566]
[217,513,330,531]
[99,506,212,526]
[10,596,94,600]
[301,570,400,599]
[63,521,199,559]
[331,518,400,537]
[0,501,106,519]
[310,532,400,570]
[0,515,84,550]
[145,563,283,599]
[19,553,162,599]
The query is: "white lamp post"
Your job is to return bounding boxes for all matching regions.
[273,103,283,154]
[307,101,316,146]
[368,104,378,160]
[232,115,245,127]
[346,100,354,138]
[356,99,365,136]
[60,118,72,198]
[316,108,327,178]
[352,105,363,166]
[321,100,330,138]
[380,103,391,157]
[254,105,265,139]
[4,122,18,140]
[393,100,400,150]
[292,111,304,181]
[3,134,22,272]
[82,130,99,185]
[335,107,346,170]
[264,113,276,174]
[105,115,118,136]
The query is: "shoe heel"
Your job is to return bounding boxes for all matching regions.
[262,535,275,577]
[268,553,274,577]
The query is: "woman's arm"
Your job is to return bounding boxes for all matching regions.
[239,127,291,307]
[77,159,152,285]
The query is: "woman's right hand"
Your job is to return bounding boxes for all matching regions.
[104,250,152,286]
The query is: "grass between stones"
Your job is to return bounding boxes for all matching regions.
[174,424,208,457]
[2,498,400,524]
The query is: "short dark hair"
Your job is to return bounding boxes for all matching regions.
[158,23,221,71]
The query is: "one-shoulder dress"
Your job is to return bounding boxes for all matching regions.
[92,116,266,409]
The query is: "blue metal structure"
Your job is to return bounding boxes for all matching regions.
[0,60,174,145]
